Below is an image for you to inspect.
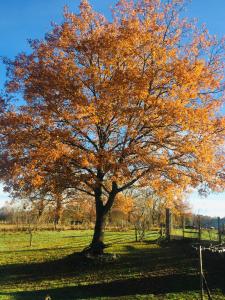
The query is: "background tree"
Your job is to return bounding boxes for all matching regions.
[112,193,133,216]
[1,0,225,255]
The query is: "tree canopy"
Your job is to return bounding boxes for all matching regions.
[1,0,225,254]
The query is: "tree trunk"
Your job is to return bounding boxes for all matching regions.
[83,181,117,256]
[38,200,44,217]
[54,197,62,229]
[89,208,107,255]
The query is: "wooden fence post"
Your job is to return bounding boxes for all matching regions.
[198,215,201,242]
[182,215,185,239]
[166,208,172,240]
[135,225,138,242]
[160,223,163,237]
[199,245,204,300]
[218,217,222,244]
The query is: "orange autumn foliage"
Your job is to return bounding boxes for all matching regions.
[0,0,225,250]
[113,193,134,215]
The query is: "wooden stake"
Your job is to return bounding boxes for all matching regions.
[199,245,204,300]
[198,215,201,242]
[135,226,138,242]
[182,216,185,239]
[218,217,222,244]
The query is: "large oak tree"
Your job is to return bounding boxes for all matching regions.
[1,0,225,254]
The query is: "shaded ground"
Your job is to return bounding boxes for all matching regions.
[0,274,198,300]
[0,230,225,299]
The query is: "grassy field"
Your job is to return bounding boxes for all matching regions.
[0,230,225,300]
[172,228,224,242]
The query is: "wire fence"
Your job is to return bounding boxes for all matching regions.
[165,211,225,244]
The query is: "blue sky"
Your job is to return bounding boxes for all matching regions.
[0,0,225,216]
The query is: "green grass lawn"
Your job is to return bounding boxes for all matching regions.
[0,230,225,300]
[172,228,223,242]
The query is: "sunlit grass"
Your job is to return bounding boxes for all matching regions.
[0,230,224,300]
[172,228,223,242]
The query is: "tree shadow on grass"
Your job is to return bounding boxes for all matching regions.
[0,243,165,285]
[1,241,225,300]
[0,246,81,254]
[63,234,92,239]
[0,273,199,300]
[0,242,197,289]
[0,252,97,285]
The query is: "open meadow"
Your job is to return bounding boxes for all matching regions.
[0,230,225,300]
